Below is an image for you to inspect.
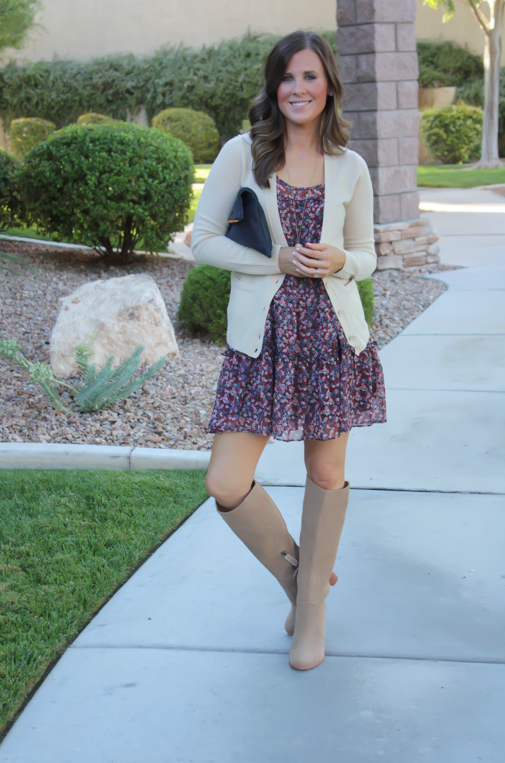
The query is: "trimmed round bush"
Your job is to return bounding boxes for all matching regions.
[0,149,22,229]
[421,103,483,164]
[152,108,220,163]
[77,112,117,125]
[18,123,193,264]
[178,265,231,343]
[178,266,374,344]
[9,117,55,160]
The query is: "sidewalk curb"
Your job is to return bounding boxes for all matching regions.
[0,443,210,471]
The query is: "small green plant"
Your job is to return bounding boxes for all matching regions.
[178,265,231,343]
[0,148,21,229]
[18,122,193,264]
[177,265,374,344]
[152,107,220,163]
[76,112,117,125]
[9,117,55,160]
[421,103,483,164]
[0,340,166,412]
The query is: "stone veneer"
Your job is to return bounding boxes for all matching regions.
[336,0,440,268]
[374,218,440,270]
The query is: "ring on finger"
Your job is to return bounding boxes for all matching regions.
[313,268,320,278]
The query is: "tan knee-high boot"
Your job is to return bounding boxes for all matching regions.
[289,477,350,671]
[217,482,299,634]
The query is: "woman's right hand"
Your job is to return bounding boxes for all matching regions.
[278,246,306,276]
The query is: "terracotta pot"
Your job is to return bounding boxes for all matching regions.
[418,86,457,110]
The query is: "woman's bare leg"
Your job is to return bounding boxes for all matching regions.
[205,432,270,509]
[304,432,350,490]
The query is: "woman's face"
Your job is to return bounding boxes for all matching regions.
[276,48,331,128]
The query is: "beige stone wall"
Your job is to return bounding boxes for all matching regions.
[3,0,337,61]
[416,0,505,66]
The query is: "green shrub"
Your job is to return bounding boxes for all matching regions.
[18,123,193,263]
[77,112,117,125]
[417,41,483,89]
[152,107,220,163]
[0,149,21,229]
[421,103,483,164]
[178,266,374,344]
[0,31,337,143]
[458,69,505,157]
[178,265,230,343]
[357,277,374,326]
[9,117,55,160]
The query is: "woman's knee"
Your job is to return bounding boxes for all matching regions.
[306,461,345,491]
[205,470,250,508]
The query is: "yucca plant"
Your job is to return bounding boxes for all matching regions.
[0,340,166,413]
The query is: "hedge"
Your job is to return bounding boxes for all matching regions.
[0,31,337,143]
[178,265,374,344]
[417,41,483,89]
[18,123,193,263]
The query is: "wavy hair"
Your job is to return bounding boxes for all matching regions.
[249,31,350,188]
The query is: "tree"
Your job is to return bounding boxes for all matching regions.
[0,0,42,55]
[424,0,504,167]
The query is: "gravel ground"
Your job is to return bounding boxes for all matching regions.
[0,240,449,450]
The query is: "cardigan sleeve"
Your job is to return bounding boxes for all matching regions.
[333,154,377,282]
[191,136,283,275]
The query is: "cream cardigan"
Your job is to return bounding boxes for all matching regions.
[191,133,376,358]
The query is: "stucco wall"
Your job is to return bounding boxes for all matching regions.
[5,0,337,61]
[5,0,503,67]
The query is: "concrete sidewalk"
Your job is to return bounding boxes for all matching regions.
[1,187,504,762]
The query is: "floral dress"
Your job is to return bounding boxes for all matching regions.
[207,177,386,441]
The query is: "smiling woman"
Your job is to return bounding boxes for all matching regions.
[190,30,386,673]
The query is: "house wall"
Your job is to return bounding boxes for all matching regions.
[3,0,337,61]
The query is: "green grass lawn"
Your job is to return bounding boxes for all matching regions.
[417,164,505,188]
[0,469,208,738]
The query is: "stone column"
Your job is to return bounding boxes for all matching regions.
[336,0,439,269]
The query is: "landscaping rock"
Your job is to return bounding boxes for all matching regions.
[50,274,179,377]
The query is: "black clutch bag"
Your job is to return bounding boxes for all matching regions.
[225,187,273,258]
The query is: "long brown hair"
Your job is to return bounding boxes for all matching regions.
[249,31,350,188]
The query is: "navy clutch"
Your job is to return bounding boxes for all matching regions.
[225,187,273,258]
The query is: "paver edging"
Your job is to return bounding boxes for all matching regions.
[0,442,210,471]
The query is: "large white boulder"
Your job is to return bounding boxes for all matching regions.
[50,274,179,377]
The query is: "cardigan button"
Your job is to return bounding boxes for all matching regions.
[338,309,345,317]
[349,335,356,342]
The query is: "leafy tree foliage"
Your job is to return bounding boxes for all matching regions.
[0,0,41,53]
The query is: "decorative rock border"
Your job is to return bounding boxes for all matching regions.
[374,218,440,270]
[0,443,210,471]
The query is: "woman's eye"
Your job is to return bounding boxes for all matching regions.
[282,75,293,81]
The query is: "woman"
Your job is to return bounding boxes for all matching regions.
[191,31,386,670]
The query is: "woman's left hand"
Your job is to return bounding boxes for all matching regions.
[292,242,346,278]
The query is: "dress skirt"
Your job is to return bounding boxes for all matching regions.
[207,177,386,441]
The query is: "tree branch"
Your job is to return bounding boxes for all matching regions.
[467,0,491,36]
